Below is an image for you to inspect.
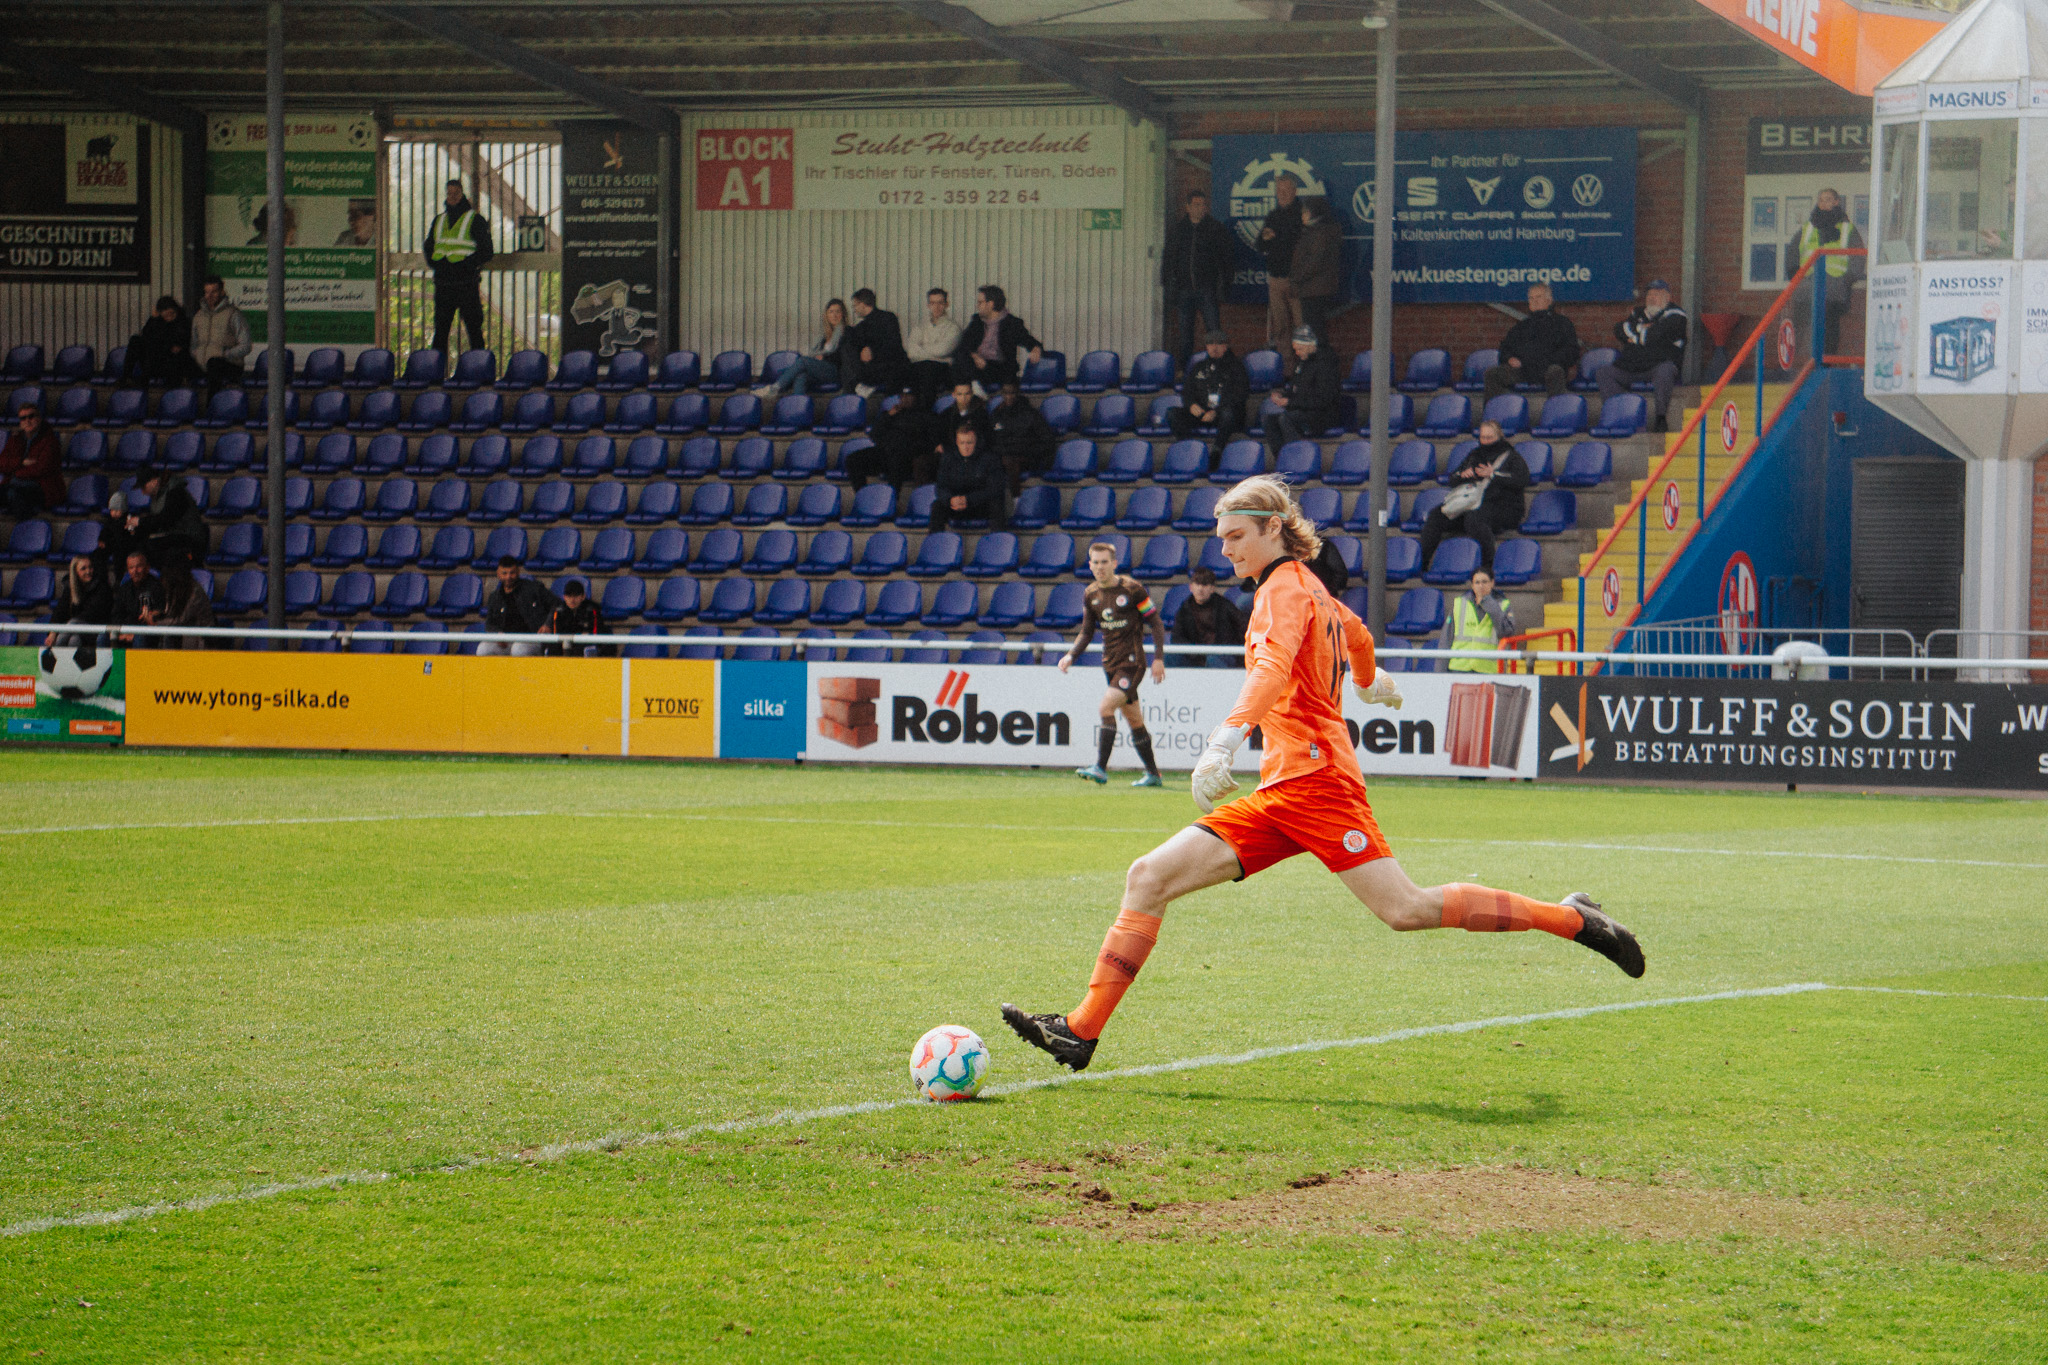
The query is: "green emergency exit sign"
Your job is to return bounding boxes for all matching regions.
[1084,209,1123,231]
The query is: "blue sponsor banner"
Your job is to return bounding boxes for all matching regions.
[1213,129,1637,305]
[717,660,806,760]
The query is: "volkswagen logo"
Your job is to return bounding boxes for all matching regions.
[1571,174,1603,207]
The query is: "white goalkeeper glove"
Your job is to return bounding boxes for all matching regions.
[1354,667,1404,710]
[1190,724,1247,814]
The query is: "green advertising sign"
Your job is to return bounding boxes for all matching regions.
[0,643,125,744]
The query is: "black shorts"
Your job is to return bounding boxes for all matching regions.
[1104,666,1141,705]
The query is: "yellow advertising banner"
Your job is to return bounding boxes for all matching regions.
[126,652,717,759]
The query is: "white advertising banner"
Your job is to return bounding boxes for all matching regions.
[802,664,1538,779]
[791,124,1125,212]
[1865,264,1915,394]
[1916,263,2014,395]
[2020,261,2048,394]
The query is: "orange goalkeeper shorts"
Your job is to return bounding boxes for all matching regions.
[1195,762,1392,879]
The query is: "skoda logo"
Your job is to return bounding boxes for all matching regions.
[1571,174,1603,207]
[1227,152,1328,250]
[1523,176,1555,209]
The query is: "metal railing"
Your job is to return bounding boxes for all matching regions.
[1498,628,1579,675]
[1603,617,1921,681]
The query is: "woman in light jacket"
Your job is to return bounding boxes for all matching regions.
[758,299,850,399]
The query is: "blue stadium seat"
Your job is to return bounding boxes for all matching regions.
[602,576,648,620]
[402,621,450,655]
[1036,582,1084,630]
[1070,350,1120,394]
[570,435,617,477]
[1481,394,1528,436]
[1100,439,1153,484]
[727,436,773,481]
[527,526,581,572]
[1402,486,1447,532]
[0,520,51,565]
[1275,441,1320,485]
[415,572,478,621]
[777,437,828,483]
[1061,485,1115,531]
[1173,486,1222,532]
[520,479,575,524]
[732,482,787,527]
[1313,439,1365,487]
[574,481,627,525]
[397,390,450,433]
[288,347,340,390]
[1491,536,1542,586]
[1136,396,1182,438]
[851,530,904,577]
[159,430,204,472]
[980,581,1034,628]
[1039,394,1081,434]
[1326,533,1364,580]
[844,483,896,528]
[1297,486,1343,531]
[190,429,240,473]
[216,568,266,616]
[832,437,871,481]
[52,345,93,384]
[1557,441,1612,487]
[370,571,429,619]
[1117,485,1170,532]
[599,349,648,392]
[548,350,598,392]
[207,475,261,521]
[1211,439,1263,484]
[815,394,866,436]
[308,432,355,472]
[908,532,963,577]
[194,389,245,430]
[1195,537,1231,578]
[812,577,865,626]
[472,478,521,524]
[107,429,154,471]
[1505,440,1549,485]
[710,394,762,435]
[675,626,724,659]
[1590,394,1645,437]
[1083,394,1135,437]
[580,527,635,573]
[886,484,931,529]
[512,434,561,477]
[958,630,1008,666]
[1415,394,1471,438]
[50,386,95,429]
[447,391,500,434]
[1573,347,1617,391]
[1341,350,1377,393]
[311,477,365,521]
[1519,489,1576,535]
[248,348,295,390]
[394,349,444,390]
[417,476,472,524]
[676,435,721,480]
[1,345,43,383]
[1385,438,1435,486]
[365,477,418,522]
[55,471,108,518]
[1045,439,1096,483]
[1134,533,1189,580]
[346,389,399,432]
[1010,485,1058,530]
[504,392,555,433]
[798,529,853,576]
[756,578,810,626]
[924,580,977,629]
[760,351,799,386]
[1422,536,1482,585]
[1019,531,1074,579]
[50,520,101,564]
[649,350,699,392]
[1155,440,1207,485]
[344,348,394,390]
[91,347,129,388]
[1074,532,1131,578]
[741,529,797,575]
[621,435,668,479]
[145,387,197,429]
[364,432,408,474]
[555,392,604,433]
[1398,349,1451,393]
[448,349,496,391]
[644,576,701,623]
[318,570,375,618]
[1531,394,1587,439]
[631,527,689,573]
[1385,535,1423,583]
[367,524,424,569]
[705,350,751,392]
[1123,350,1174,394]
[497,349,548,392]
[627,480,682,526]
[1455,349,1498,392]
[868,579,922,627]
[1020,351,1065,393]
[958,531,1016,578]
[761,394,813,436]
[207,521,260,567]
[1242,349,1283,391]
[1389,586,1445,636]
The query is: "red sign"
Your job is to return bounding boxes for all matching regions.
[1718,551,1759,656]
[1661,480,1681,530]
[1601,567,1622,618]
[1777,316,1797,369]
[695,129,794,211]
[68,719,122,737]
[1719,400,1740,454]
[0,674,33,708]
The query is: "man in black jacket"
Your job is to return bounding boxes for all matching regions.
[951,285,1042,395]
[121,296,198,387]
[946,379,996,452]
[848,288,909,399]
[1170,566,1246,668]
[930,425,1007,533]
[111,550,165,648]
[1482,283,1581,404]
[539,579,613,657]
[990,380,1056,495]
[1264,326,1340,459]
[424,180,494,355]
[479,556,555,657]
[1162,190,1234,368]
[849,385,943,491]
[135,467,208,569]
[1417,418,1530,574]
[1596,279,1688,433]
[1169,330,1250,465]
[1258,173,1304,350]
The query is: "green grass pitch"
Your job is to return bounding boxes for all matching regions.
[2,749,2044,1361]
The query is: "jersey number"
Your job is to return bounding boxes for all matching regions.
[1324,614,1343,700]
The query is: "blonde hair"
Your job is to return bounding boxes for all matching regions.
[1213,473,1321,562]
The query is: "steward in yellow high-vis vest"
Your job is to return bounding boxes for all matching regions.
[1438,566,1518,674]
[423,180,494,355]
[1787,188,1864,356]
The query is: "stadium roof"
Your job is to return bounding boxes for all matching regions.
[0,0,1894,128]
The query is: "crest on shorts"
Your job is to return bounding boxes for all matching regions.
[1342,829,1368,853]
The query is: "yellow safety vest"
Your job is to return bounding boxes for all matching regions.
[1799,219,1852,277]
[1448,595,1499,674]
[431,209,478,264]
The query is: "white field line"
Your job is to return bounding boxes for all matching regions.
[1831,985,2048,1003]
[8,808,2048,872]
[0,982,1834,1240]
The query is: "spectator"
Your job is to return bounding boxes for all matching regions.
[929,425,1007,533]
[1788,188,1864,355]
[121,295,197,387]
[946,379,995,452]
[478,556,555,657]
[425,179,493,355]
[757,299,850,399]
[1,402,64,521]
[539,579,612,658]
[1482,283,1580,405]
[1264,325,1340,459]
[847,287,909,399]
[1161,189,1233,368]
[1290,196,1343,346]
[111,549,163,647]
[159,560,217,650]
[1306,536,1349,597]
[990,379,1056,495]
[134,467,208,569]
[97,490,142,579]
[904,287,962,412]
[48,554,113,643]
[189,274,252,400]
[950,285,1042,396]
[1416,417,1529,574]
[849,382,941,491]
[1597,279,1687,433]
[1258,172,1304,350]
[1170,565,1245,668]
[1439,565,1517,674]
[1169,329,1250,465]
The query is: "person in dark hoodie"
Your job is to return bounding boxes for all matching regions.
[539,578,612,658]
[1417,418,1530,574]
[929,424,1007,533]
[424,179,494,355]
[1264,326,1340,459]
[1169,329,1250,465]
[134,467,208,569]
[1483,283,1581,404]
[121,296,198,387]
[849,383,943,491]
[990,379,1056,495]
[1161,189,1235,368]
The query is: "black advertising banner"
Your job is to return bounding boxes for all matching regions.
[1538,676,2048,790]
[561,123,660,360]
[0,118,151,283]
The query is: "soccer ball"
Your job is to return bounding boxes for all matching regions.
[38,644,114,702]
[909,1024,989,1102]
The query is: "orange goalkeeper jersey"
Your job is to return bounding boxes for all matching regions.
[1224,559,1378,791]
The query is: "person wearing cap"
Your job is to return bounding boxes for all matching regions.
[539,579,612,658]
[1161,189,1234,369]
[96,490,142,579]
[1265,325,1341,459]
[1290,195,1344,347]
[134,467,209,570]
[1170,329,1250,465]
[479,557,555,657]
[1597,280,1688,433]
[1,401,64,521]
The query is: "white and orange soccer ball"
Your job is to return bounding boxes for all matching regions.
[909,1024,989,1102]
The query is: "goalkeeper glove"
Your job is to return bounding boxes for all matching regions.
[1354,667,1404,710]
[1190,724,1246,814]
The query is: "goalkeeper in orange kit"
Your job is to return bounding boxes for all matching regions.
[1004,474,1644,1071]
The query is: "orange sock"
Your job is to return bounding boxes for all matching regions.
[1065,909,1162,1040]
[1439,884,1583,939]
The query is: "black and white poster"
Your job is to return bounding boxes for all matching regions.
[560,123,660,359]
[0,117,151,283]
[1539,676,2048,790]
